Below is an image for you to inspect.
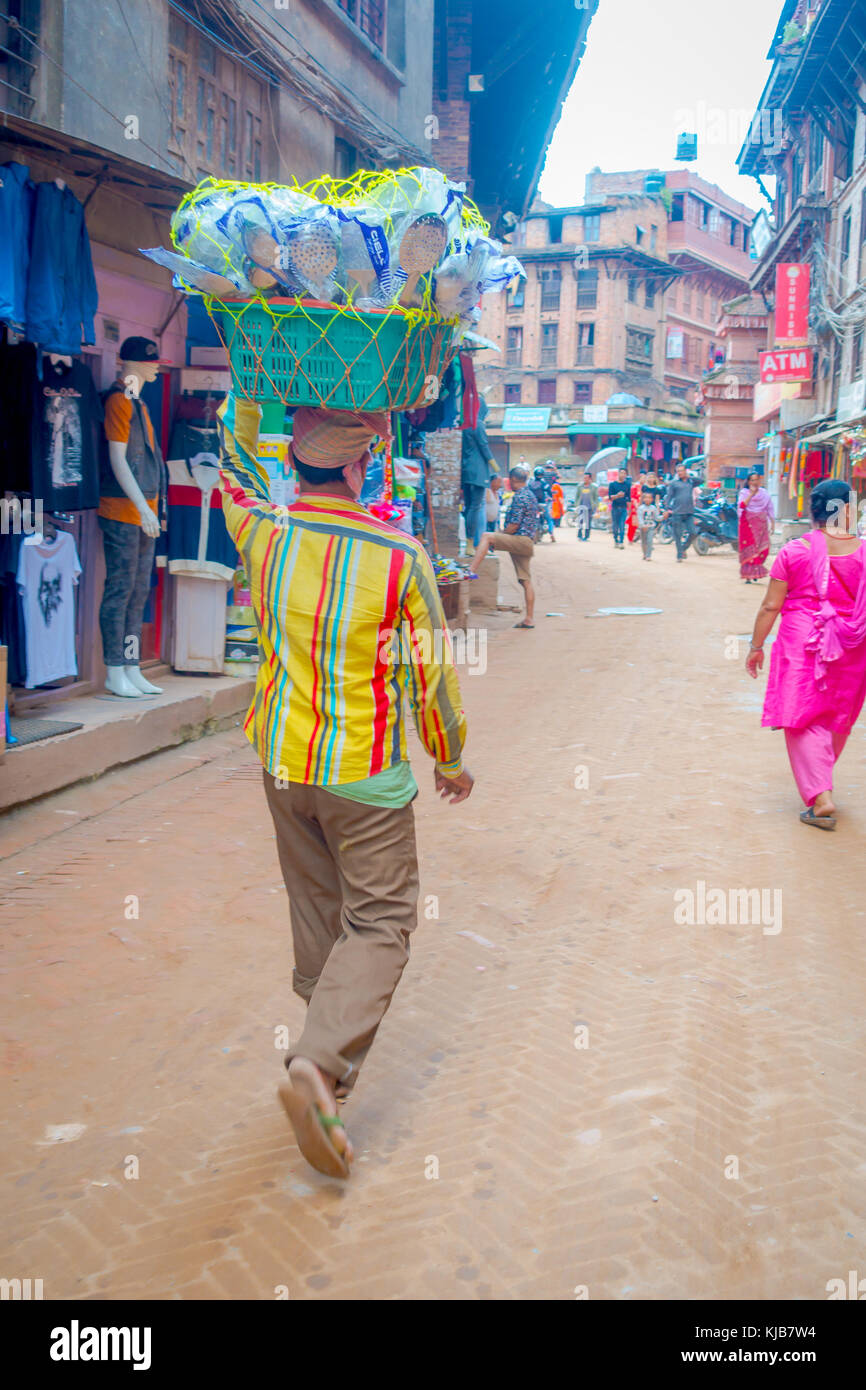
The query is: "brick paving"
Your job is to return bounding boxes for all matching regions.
[2,536,865,1300]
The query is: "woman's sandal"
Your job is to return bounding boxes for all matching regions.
[514,620,535,628]
[800,806,836,831]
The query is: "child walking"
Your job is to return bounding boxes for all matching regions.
[637,489,661,560]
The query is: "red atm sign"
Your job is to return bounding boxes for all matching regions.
[759,347,813,383]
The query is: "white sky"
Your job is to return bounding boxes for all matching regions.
[539,0,784,216]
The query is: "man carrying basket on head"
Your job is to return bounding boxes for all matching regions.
[217,395,472,1180]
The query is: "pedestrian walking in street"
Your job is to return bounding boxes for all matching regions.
[216,396,472,1178]
[746,480,866,831]
[484,473,503,532]
[468,465,538,627]
[637,489,661,560]
[664,462,697,561]
[551,475,565,530]
[575,471,598,541]
[644,469,664,506]
[738,471,775,583]
[460,398,495,556]
[608,467,630,548]
[626,472,644,545]
[528,465,553,542]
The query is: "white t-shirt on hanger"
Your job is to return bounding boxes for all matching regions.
[16,531,82,688]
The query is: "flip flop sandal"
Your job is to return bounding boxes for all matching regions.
[277,1082,351,1179]
[514,621,535,628]
[800,807,836,831]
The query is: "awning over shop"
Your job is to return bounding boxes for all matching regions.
[566,423,639,436]
[637,425,704,438]
[801,418,864,445]
[0,112,190,213]
[566,423,704,438]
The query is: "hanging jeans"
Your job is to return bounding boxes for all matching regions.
[611,505,627,544]
[671,513,696,558]
[99,517,156,665]
[463,483,486,547]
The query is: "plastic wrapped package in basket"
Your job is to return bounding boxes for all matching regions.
[139,166,526,413]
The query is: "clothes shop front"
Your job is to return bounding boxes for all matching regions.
[0,119,189,718]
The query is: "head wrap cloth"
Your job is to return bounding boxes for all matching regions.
[290,407,389,470]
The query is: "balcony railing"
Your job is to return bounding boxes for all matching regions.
[506,349,522,366]
[576,346,594,365]
[540,292,561,311]
[540,346,558,367]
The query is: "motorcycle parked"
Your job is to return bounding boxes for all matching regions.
[693,501,739,555]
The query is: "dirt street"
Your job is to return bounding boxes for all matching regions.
[2,532,864,1300]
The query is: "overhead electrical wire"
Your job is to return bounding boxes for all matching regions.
[221,0,433,163]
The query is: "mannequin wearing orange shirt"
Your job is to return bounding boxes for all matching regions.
[98,337,167,698]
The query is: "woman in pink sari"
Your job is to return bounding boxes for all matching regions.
[738,471,774,582]
[746,480,866,829]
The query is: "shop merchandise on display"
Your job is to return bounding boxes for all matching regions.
[0,165,98,355]
[0,161,34,332]
[15,529,81,689]
[162,413,238,582]
[33,356,103,511]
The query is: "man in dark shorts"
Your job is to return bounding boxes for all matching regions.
[468,465,539,627]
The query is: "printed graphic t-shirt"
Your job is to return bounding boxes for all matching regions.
[16,530,81,688]
[32,357,103,511]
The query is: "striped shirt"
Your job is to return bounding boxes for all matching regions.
[216,395,466,784]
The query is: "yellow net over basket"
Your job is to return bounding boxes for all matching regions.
[209,294,458,412]
[173,166,487,410]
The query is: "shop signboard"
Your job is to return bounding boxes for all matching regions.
[774,263,810,345]
[582,405,609,423]
[750,209,773,261]
[502,407,551,433]
[759,347,813,384]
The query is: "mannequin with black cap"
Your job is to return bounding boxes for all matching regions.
[98,337,167,698]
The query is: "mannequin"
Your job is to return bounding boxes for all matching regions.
[98,337,167,697]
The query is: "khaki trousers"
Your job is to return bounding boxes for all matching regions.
[263,772,420,1089]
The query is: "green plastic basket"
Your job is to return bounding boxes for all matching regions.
[210,298,457,412]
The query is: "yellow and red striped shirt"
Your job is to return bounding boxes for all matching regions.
[216,395,466,784]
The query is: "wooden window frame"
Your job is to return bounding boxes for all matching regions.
[168,17,266,182]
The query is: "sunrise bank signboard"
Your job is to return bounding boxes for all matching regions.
[774,263,810,345]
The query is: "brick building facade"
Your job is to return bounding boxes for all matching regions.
[737,0,866,519]
[700,296,770,486]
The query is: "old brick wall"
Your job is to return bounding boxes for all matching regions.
[432,0,471,182]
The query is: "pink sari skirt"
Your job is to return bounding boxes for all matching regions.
[739,507,770,579]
